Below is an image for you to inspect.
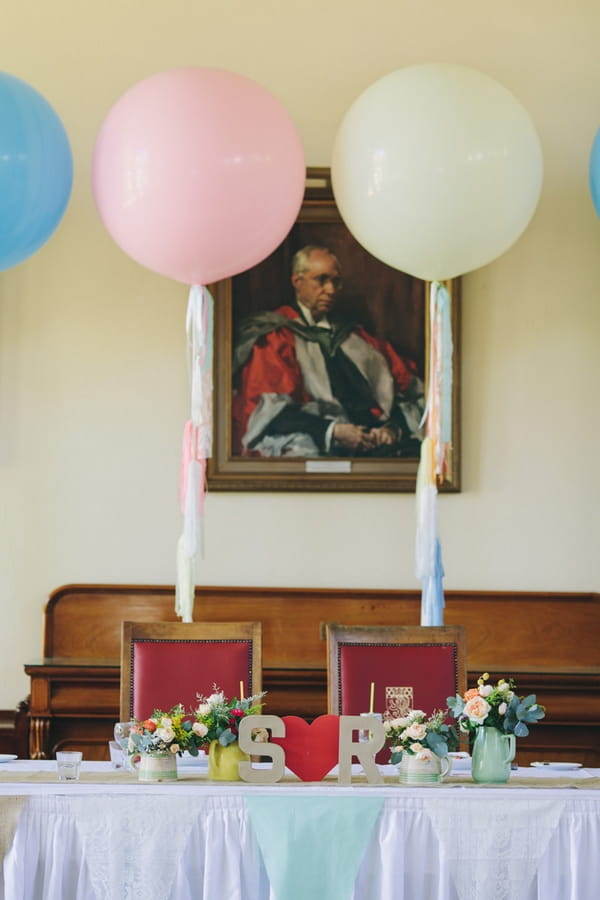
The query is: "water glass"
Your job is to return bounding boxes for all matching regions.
[114,721,136,771]
[56,750,82,782]
[114,721,135,752]
[358,712,383,742]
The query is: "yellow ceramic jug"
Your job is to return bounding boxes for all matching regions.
[207,739,249,781]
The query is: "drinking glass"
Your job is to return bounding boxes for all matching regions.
[56,750,82,781]
[114,721,135,770]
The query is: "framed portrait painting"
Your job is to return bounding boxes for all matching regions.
[207,167,460,493]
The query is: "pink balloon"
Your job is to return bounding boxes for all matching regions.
[92,67,305,285]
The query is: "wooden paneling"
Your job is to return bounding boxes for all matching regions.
[24,584,600,763]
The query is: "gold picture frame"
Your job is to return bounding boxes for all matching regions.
[207,167,460,493]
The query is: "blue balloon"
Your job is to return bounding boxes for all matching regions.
[0,71,73,271]
[589,128,600,219]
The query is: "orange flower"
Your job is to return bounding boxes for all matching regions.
[143,718,157,733]
[463,688,480,701]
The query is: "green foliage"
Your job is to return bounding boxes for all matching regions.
[193,688,266,747]
[384,708,458,765]
[128,703,206,757]
[448,674,545,739]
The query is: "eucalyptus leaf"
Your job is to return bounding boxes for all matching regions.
[514,721,529,737]
[427,732,449,757]
[219,728,237,747]
[517,694,536,716]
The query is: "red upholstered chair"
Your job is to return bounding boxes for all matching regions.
[120,621,262,721]
[326,624,466,760]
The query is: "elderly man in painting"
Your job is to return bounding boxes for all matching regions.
[232,244,425,458]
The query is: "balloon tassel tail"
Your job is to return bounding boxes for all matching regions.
[175,285,213,622]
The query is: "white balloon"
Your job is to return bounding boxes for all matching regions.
[331,63,543,281]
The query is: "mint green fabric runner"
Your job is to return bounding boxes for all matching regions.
[245,796,383,900]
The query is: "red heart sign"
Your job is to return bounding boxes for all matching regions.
[271,715,340,782]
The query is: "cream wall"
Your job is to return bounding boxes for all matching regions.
[0,1,598,708]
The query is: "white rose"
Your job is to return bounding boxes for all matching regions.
[156,726,174,743]
[208,692,224,706]
[169,743,180,754]
[479,685,493,697]
[410,742,424,753]
[498,682,510,693]
[407,722,427,740]
[416,748,433,762]
[160,717,173,728]
[498,702,507,715]
[192,722,208,737]
[196,703,211,717]
[383,720,393,732]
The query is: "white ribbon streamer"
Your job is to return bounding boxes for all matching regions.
[175,285,214,623]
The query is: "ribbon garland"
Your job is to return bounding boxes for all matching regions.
[175,284,214,623]
[415,281,453,626]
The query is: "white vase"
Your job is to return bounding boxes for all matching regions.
[397,751,451,784]
[132,750,178,782]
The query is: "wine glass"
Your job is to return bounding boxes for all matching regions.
[114,721,135,769]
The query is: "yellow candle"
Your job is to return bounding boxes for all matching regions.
[240,680,245,700]
[369,682,375,714]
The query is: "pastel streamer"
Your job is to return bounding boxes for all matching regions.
[422,282,453,480]
[175,285,214,623]
[416,281,453,627]
[245,796,383,900]
[415,441,445,627]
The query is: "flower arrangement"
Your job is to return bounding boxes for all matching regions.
[193,687,266,747]
[384,708,458,766]
[128,703,207,757]
[447,673,545,737]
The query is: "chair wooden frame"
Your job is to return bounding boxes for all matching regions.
[326,624,467,716]
[120,620,262,721]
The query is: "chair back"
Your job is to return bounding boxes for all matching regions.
[326,624,466,721]
[120,621,262,721]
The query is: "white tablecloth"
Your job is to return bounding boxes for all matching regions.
[1,761,599,900]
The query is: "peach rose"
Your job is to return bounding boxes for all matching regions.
[463,696,491,725]
[464,688,480,701]
[416,748,433,762]
[406,722,427,740]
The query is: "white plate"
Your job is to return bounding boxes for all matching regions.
[0,754,17,763]
[531,761,582,770]
[448,752,471,769]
